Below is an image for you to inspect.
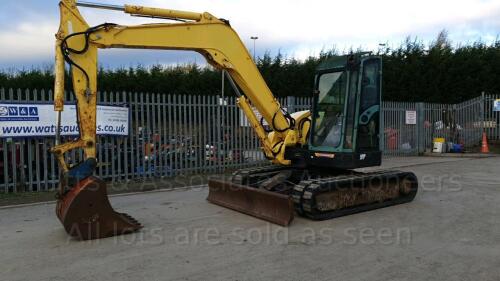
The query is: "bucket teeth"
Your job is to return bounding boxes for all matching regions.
[56,176,142,240]
[120,212,142,227]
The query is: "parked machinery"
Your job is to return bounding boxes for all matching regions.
[51,0,418,240]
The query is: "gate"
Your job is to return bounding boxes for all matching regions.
[382,101,419,156]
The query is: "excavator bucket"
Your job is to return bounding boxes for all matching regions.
[56,176,142,240]
[207,179,294,226]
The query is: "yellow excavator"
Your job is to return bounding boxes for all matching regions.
[52,0,418,240]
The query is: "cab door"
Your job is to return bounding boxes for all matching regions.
[355,57,382,152]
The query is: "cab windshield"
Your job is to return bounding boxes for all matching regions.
[312,71,347,148]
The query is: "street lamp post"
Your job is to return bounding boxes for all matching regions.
[250,36,258,62]
[378,43,386,54]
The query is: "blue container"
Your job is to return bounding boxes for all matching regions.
[451,143,463,153]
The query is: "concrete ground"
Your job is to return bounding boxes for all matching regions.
[0,156,499,281]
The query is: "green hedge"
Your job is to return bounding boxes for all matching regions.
[1,32,499,103]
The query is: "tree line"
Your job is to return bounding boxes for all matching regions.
[1,31,498,103]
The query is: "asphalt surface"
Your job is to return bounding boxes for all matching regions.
[0,156,499,281]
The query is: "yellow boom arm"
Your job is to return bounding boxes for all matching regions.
[52,0,310,172]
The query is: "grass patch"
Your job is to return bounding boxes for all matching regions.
[490,145,500,154]
[0,171,234,207]
[0,191,57,207]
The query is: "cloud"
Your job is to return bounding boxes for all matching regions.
[0,20,57,60]
[0,0,498,68]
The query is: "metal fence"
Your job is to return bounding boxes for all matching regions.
[381,94,498,156]
[0,88,498,192]
[381,101,419,156]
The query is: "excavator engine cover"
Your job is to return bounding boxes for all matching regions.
[207,179,294,226]
[56,176,142,240]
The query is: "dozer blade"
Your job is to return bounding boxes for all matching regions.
[207,179,294,226]
[56,176,142,240]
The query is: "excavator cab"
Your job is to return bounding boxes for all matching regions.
[310,54,381,167]
[285,53,382,169]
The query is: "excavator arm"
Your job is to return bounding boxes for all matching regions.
[52,0,310,239]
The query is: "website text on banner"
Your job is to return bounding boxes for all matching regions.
[0,104,129,138]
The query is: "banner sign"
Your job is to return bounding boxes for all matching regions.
[0,103,129,138]
[494,99,500,112]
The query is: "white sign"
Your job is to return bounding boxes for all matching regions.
[0,103,129,138]
[405,110,417,125]
[494,99,500,112]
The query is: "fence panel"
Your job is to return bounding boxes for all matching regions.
[382,101,418,156]
[484,94,500,141]
[455,96,483,148]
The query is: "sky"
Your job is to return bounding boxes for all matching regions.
[0,0,498,70]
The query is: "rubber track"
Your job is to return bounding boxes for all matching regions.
[291,170,418,220]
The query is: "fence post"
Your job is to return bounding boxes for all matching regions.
[216,95,222,173]
[480,91,485,135]
[286,96,296,113]
[380,101,385,153]
[416,102,425,155]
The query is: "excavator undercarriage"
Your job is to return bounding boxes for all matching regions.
[208,166,417,226]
